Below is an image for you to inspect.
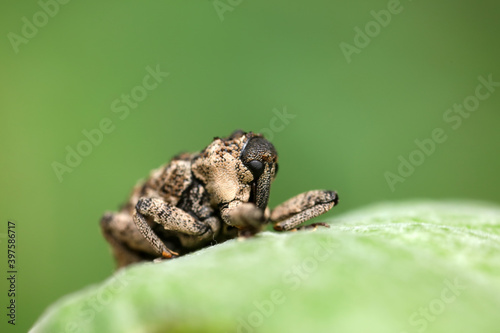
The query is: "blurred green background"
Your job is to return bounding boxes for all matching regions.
[0,0,499,331]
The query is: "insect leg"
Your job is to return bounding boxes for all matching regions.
[134,197,215,258]
[271,190,338,231]
[100,212,149,268]
[219,200,264,228]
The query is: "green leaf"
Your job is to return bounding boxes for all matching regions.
[31,201,500,333]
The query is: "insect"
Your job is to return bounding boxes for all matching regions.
[101,130,338,268]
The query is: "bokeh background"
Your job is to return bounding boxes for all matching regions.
[1,0,499,331]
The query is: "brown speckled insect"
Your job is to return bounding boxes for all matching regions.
[101,130,338,268]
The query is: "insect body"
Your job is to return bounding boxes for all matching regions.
[101,130,338,268]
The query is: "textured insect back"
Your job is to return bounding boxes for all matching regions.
[192,133,254,206]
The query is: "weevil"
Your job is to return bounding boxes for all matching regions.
[101,130,338,268]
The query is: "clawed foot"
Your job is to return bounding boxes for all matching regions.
[161,248,179,259]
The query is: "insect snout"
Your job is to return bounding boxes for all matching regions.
[240,136,278,210]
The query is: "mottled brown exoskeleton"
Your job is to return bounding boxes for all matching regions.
[101,130,338,268]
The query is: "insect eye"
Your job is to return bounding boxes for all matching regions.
[246,160,264,179]
[274,163,279,175]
